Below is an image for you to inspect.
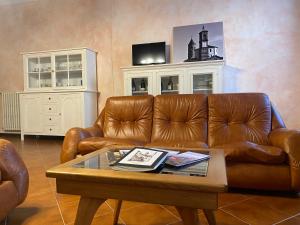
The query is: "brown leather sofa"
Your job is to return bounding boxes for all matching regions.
[61,93,300,192]
[0,139,29,221]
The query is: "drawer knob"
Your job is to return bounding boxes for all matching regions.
[49,108,52,110]
[48,97,51,100]
[49,118,52,121]
[49,128,52,131]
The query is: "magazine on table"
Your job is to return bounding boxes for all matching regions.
[165,151,210,167]
[161,160,209,176]
[111,147,169,172]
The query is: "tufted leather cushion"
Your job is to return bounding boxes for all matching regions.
[103,95,154,143]
[215,141,286,164]
[151,94,208,145]
[208,93,271,147]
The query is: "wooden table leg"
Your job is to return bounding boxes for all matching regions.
[175,206,199,225]
[203,209,216,225]
[74,197,106,225]
[113,200,122,225]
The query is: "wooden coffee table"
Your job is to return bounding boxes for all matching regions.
[46,147,227,225]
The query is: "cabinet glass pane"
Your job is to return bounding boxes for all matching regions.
[69,54,82,70]
[56,71,68,87]
[193,73,213,94]
[69,71,82,86]
[131,78,148,96]
[28,73,39,88]
[55,55,68,71]
[40,73,52,88]
[28,58,39,73]
[161,76,179,95]
[40,57,51,73]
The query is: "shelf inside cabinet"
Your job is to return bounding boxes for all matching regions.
[161,89,179,93]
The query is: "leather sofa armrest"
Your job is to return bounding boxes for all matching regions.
[0,139,29,204]
[269,128,300,191]
[60,126,103,163]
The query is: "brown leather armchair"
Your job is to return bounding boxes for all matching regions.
[0,139,29,221]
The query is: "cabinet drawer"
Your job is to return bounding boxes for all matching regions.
[43,104,60,114]
[44,125,61,134]
[42,95,60,103]
[44,115,60,125]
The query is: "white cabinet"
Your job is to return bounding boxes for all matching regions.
[20,92,97,140]
[20,48,98,140]
[122,60,224,96]
[23,48,97,92]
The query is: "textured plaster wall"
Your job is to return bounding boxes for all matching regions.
[0,0,113,109]
[0,0,300,128]
[111,0,300,128]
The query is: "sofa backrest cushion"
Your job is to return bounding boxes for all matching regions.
[103,95,154,143]
[151,94,208,143]
[208,93,271,147]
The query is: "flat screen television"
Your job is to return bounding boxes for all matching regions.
[132,42,166,66]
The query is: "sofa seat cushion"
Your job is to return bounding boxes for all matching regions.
[216,141,286,164]
[78,137,144,155]
[145,141,208,149]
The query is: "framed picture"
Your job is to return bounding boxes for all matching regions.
[173,22,224,63]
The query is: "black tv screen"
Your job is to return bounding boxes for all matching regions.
[132,42,166,66]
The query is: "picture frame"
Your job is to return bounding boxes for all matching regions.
[173,22,224,63]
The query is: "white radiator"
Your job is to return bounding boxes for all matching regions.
[1,92,21,131]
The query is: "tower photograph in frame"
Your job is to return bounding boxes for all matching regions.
[173,22,224,63]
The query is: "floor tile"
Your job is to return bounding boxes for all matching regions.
[218,192,253,208]
[221,198,289,225]
[252,195,300,217]
[57,194,113,224]
[276,214,300,225]
[106,199,147,211]
[169,210,249,225]
[8,206,64,225]
[120,203,179,225]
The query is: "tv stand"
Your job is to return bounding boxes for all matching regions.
[122,60,224,96]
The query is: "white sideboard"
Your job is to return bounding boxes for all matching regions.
[122,60,224,96]
[20,91,96,140]
[20,48,97,140]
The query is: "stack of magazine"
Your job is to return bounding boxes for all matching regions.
[106,147,210,175]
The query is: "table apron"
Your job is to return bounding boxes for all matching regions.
[56,179,218,209]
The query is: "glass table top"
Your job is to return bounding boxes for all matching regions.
[72,150,209,177]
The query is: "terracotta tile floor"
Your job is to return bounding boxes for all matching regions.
[1,134,300,225]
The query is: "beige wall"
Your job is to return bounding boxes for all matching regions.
[1,0,300,128]
[0,0,113,109]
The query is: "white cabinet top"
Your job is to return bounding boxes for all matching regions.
[21,47,97,55]
[121,60,225,72]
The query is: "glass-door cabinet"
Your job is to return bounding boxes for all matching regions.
[23,48,96,92]
[54,53,83,88]
[192,73,213,94]
[27,56,52,89]
[124,72,154,96]
[156,70,184,95]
